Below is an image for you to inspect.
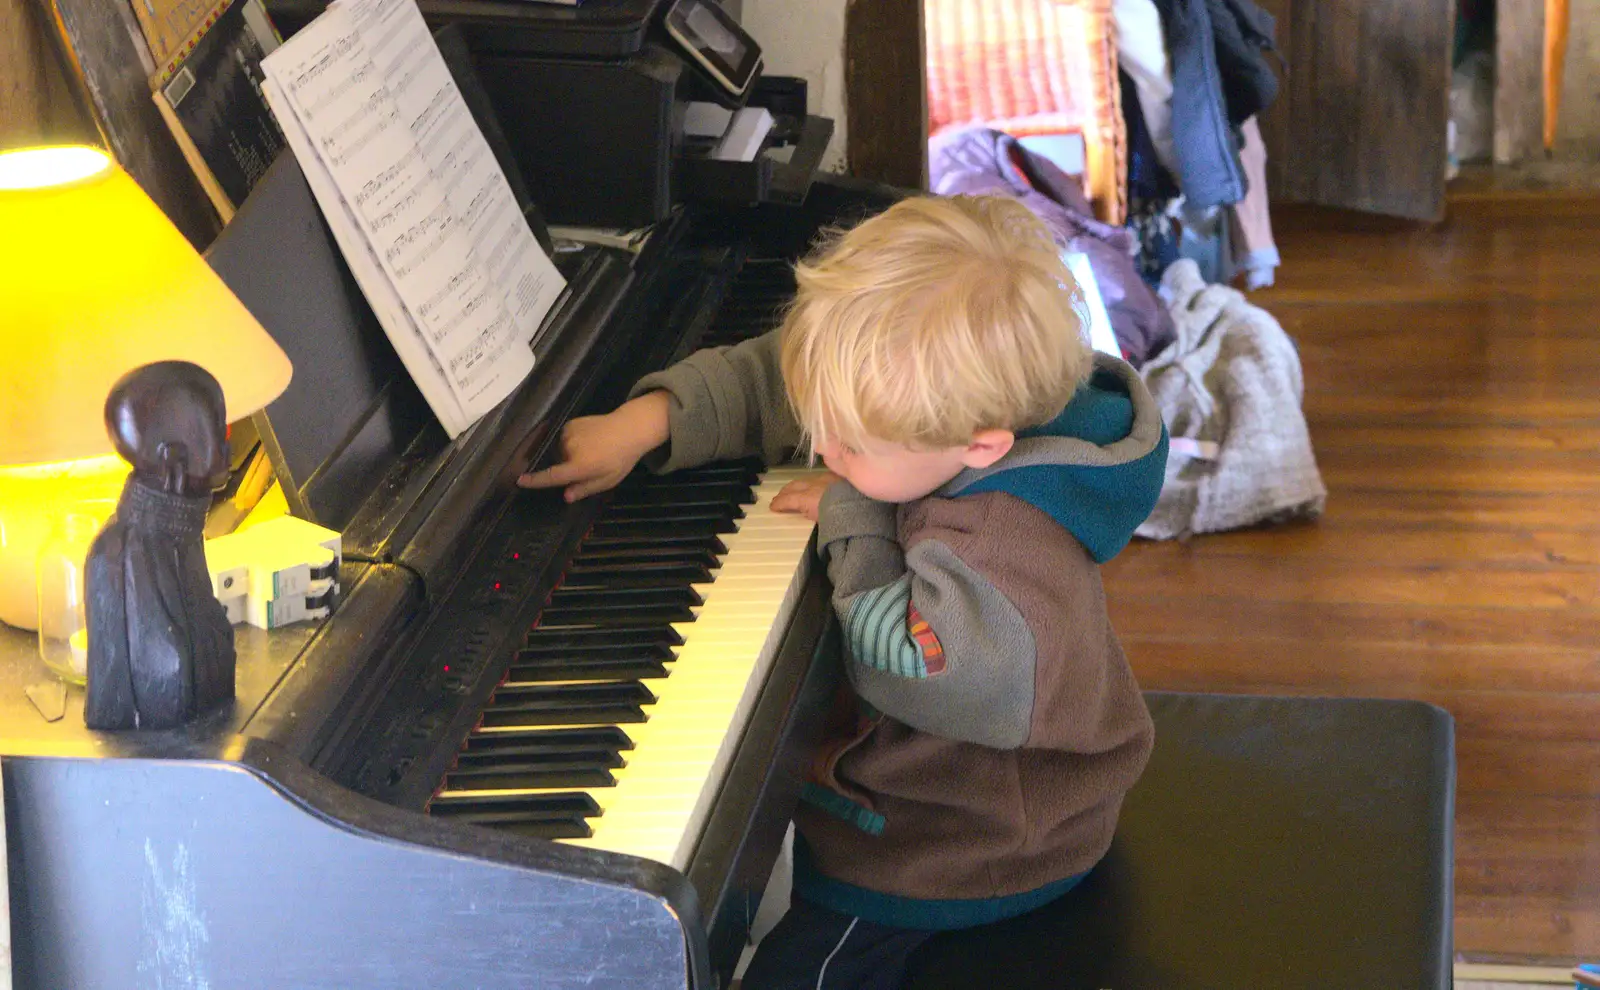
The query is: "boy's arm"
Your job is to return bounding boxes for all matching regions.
[628,329,803,473]
[817,484,1047,751]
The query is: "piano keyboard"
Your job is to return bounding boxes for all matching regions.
[429,461,821,870]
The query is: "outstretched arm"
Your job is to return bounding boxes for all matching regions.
[518,391,670,502]
[520,330,801,502]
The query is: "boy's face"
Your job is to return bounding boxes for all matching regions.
[813,429,1014,503]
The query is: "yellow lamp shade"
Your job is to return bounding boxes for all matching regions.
[0,146,292,466]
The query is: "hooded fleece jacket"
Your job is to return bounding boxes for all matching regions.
[630,329,1166,930]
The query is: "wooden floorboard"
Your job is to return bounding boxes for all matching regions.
[1102,197,1600,963]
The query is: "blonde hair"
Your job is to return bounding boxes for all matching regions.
[779,194,1091,452]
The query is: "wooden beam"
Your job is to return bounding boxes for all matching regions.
[1250,0,1296,202]
[843,0,926,189]
[35,0,219,248]
[0,0,94,148]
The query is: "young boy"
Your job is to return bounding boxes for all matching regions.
[520,195,1168,989]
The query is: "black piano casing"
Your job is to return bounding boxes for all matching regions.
[475,45,684,229]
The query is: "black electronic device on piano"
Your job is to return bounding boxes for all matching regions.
[0,23,891,975]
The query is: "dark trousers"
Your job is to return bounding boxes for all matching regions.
[742,897,933,990]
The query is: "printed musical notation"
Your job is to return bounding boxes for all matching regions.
[260,0,565,437]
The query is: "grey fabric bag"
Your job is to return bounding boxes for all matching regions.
[1137,259,1325,538]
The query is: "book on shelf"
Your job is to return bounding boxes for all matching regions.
[128,0,224,66]
[259,0,567,439]
[150,0,286,220]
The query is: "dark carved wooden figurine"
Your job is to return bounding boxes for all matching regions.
[84,361,236,730]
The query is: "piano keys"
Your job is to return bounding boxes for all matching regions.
[432,464,821,869]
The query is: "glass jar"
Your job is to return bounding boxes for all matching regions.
[36,501,115,685]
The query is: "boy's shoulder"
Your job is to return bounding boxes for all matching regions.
[901,489,1101,585]
[897,490,1118,704]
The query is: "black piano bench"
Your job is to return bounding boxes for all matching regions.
[901,693,1456,990]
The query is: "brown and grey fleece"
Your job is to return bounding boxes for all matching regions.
[631,328,1167,929]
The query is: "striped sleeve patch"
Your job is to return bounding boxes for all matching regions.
[906,602,946,675]
[843,575,945,679]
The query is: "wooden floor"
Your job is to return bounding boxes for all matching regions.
[1100,194,1600,965]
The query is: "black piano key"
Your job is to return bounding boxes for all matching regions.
[518,636,676,663]
[431,792,600,813]
[546,586,704,608]
[490,681,657,706]
[605,493,752,516]
[595,502,736,527]
[509,654,669,683]
[598,502,745,525]
[479,706,646,729]
[610,480,758,507]
[480,681,656,727]
[524,624,684,649]
[590,517,737,540]
[578,532,728,555]
[443,762,617,792]
[637,463,759,487]
[567,545,723,570]
[456,744,623,769]
[431,811,594,841]
[539,588,701,627]
[557,562,715,591]
[537,607,694,628]
[531,618,686,637]
[429,793,600,839]
[462,726,634,756]
[480,818,593,840]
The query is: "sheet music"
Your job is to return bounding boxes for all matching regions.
[259,0,565,436]
[260,15,467,432]
[345,0,564,344]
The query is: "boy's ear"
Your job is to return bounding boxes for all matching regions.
[961,429,1015,469]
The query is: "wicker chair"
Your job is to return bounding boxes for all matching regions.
[925,0,1127,224]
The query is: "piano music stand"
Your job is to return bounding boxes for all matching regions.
[902,693,1455,990]
[204,25,552,537]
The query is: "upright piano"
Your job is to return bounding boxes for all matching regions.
[1,68,899,982]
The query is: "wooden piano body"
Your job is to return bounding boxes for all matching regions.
[1,136,895,986]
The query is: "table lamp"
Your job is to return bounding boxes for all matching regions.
[0,145,293,632]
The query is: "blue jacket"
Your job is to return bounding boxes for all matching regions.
[1154,0,1279,208]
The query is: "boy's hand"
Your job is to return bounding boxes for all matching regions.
[518,392,670,502]
[771,472,842,522]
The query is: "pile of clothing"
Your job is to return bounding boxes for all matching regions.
[1115,0,1282,290]
[1137,260,1325,538]
[930,127,1176,365]
[929,127,1324,539]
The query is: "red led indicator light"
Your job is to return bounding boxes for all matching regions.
[493,582,502,591]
